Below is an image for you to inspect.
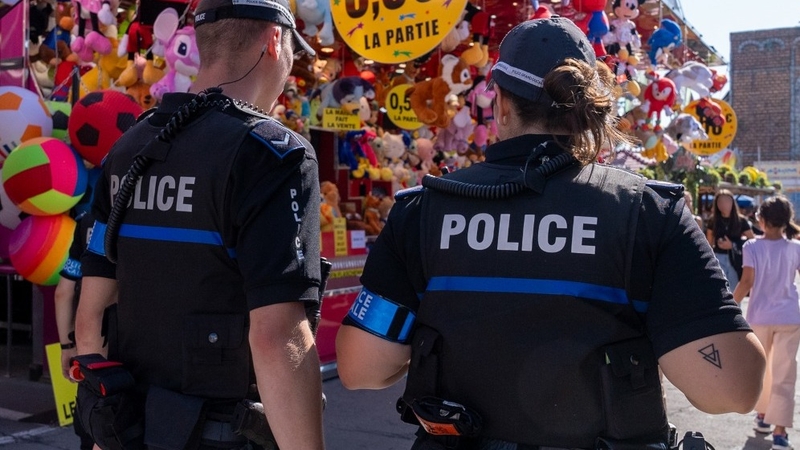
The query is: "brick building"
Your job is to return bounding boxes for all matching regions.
[730,27,800,166]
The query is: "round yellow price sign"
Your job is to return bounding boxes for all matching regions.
[331,0,467,64]
[683,99,738,156]
[385,84,422,130]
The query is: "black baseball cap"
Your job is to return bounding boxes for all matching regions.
[487,17,595,103]
[194,0,315,56]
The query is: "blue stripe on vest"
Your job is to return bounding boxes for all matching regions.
[61,258,82,278]
[117,224,237,258]
[426,276,648,313]
[87,221,107,256]
[347,287,416,343]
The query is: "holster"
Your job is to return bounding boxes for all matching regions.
[598,337,669,444]
[143,386,209,450]
[71,354,144,450]
[231,399,277,450]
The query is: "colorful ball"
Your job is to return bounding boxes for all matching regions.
[0,86,52,160]
[9,214,75,285]
[68,90,142,166]
[46,101,72,142]
[2,137,88,215]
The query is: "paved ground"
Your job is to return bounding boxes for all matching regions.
[1,296,798,449]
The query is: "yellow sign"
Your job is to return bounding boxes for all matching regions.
[333,217,348,256]
[385,84,423,130]
[683,99,737,156]
[45,343,78,427]
[331,0,467,64]
[322,108,362,131]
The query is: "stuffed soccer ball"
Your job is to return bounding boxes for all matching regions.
[46,101,72,142]
[2,137,88,216]
[68,90,142,166]
[0,86,52,160]
[9,214,76,285]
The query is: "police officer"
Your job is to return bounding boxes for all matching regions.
[75,0,325,448]
[336,17,766,450]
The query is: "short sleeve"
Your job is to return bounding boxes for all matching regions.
[60,215,86,280]
[227,131,321,311]
[742,239,756,269]
[80,160,117,280]
[630,187,750,359]
[343,193,426,343]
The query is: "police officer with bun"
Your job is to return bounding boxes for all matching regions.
[336,17,766,450]
[74,0,325,448]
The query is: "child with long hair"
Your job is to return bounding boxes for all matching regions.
[707,189,755,290]
[734,195,800,450]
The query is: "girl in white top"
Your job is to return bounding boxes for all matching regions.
[734,195,800,450]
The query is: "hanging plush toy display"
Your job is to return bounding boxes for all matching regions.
[460,4,493,68]
[71,0,116,62]
[640,77,677,131]
[665,61,714,101]
[149,8,200,101]
[296,0,334,47]
[603,0,644,66]
[647,19,682,66]
[573,0,609,57]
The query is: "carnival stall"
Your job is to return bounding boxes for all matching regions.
[0,0,775,381]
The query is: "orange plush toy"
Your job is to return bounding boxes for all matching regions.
[406,54,472,129]
[363,193,383,236]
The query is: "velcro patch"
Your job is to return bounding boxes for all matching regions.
[249,119,305,159]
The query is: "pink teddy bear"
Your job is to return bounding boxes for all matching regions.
[71,0,114,62]
[150,8,201,101]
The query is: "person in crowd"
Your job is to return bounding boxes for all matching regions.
[734,195,800,450]
[706,189,756,290]
[336,17,765,450]
[74,0,325,448]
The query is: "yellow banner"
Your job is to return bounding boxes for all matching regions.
[322,108,362,131]
[333,217,348,256]
[684,99,738,156]
[385,84,423,130]
[331,0,467,64]
[45,343,78,427]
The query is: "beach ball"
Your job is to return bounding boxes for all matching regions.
[9,214,76,285]
[68,90,142,166]
[2,137,88,215]
[46,101,72,142]
[0,86,52,160]
[0,174,24,261]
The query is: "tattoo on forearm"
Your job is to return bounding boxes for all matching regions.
[699,344,722,369]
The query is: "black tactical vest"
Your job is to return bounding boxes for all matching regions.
[105,107,270,400]
[403,164,669,449]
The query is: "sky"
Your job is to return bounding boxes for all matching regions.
[679,0,800,66]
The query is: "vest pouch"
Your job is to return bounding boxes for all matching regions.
[182,314,249,398]
[400,325,443,426]
[143,386,206,450]
[599,337,668,442]
[76,382,145,450]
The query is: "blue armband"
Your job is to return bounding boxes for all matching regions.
[347,287,416,344]
[87,221,107,256]
[61,258,82,279]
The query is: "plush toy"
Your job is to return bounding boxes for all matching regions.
[710,69,728,93]
[460,4,493,67]
[43,2,74,55]
[434,103,473,154]
[317,76,376,120]
[665,61,714,100]
[647,19,682,66]
[71,0,115,62]
[440,16,471,53]
[117,0,178,87]
[640,77,677,131]
[407,55,472,129]
[76,37,128,96]
[313,57,342,85]
[465,73,496,150]
[378,196,394,227]
[414,137,436,183]
[382,132,412,193]
[665,113,708,143]
[149,8,200,101]
[127,81,157,110]
[573,0,609,57]
[694,98,726,128]
[296,0,334,47]
[362,193,383,236]
[603,0,644,66]
[320,181,342,233]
